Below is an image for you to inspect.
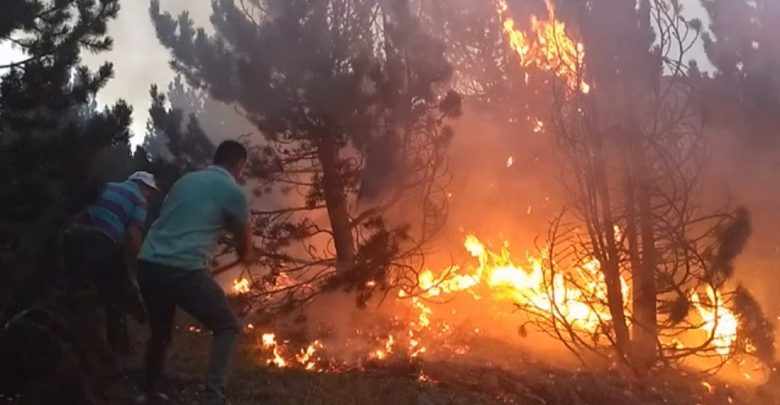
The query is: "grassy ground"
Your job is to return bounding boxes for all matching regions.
[102,323,775,405]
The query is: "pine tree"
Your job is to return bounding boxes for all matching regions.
[150,0,460,304]
[0,0,129,227]
[0,0,132,337]
[142,75,254,163]
[144,83,214,168]
[1,0,131,308]
[0,1,134,400]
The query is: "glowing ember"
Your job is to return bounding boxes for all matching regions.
[258,332,324,370]
[532,119,545,133]
[506,156,514,167]
[233,278,250,294]
[295,340,324,370]
[496,0,590,93]
[371,335,396,360]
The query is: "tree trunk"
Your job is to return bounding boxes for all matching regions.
[590,134,632,358]
[632,150,658,369]
[318,137,355,273]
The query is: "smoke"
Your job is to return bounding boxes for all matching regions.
[705,130,780,317]
[81,0,213,144]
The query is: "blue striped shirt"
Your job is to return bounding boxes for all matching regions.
[88,180,147,242]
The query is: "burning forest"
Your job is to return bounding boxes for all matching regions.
[2,0,780,404]
[214,0,772,382]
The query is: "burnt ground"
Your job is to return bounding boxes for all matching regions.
[95,324,780,405]
[1,304,775,405]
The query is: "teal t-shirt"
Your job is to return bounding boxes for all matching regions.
[139,166,249,270]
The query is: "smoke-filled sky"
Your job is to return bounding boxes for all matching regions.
[0,0,710,146]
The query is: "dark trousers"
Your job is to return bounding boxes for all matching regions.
[67,227,132,354]
[137,260,240,405]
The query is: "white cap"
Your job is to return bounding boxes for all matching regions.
[128,171,159,191]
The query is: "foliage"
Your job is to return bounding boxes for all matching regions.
[142,74,255,164]
[0,1,136,401]
[144,83,214,169]
[150,0,460,308]
[0,0,129,228]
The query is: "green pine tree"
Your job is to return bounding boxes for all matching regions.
[150,0,460,304]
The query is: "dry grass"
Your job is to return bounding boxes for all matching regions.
[111,325,773,405]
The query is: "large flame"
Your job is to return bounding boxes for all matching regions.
[238,233,743,376]
[415,235,628,335]
[497,0,590,94]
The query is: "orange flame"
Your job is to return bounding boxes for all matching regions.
[414,235,627,335]
[497,0,590,94]
[233,278,250,295]
[261,333,288,368]
[250,233,745,377]
[691,286,738,356]
[258,332,324,370]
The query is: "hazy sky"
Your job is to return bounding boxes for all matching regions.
[0,0,711,146]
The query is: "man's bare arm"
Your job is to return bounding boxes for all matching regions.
[233,221,255,265]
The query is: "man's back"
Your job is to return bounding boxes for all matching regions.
[139,166,248,271]
[88,180,147,242]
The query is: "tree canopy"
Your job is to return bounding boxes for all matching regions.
[150,0,461,306]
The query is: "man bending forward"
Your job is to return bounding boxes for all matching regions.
[137,140,253,405]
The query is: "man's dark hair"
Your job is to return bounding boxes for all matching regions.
[213,140,248,167]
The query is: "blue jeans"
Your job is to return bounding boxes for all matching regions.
[137,261,240,405]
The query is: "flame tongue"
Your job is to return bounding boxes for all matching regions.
[497,0,590,94]
[691,286,738,356]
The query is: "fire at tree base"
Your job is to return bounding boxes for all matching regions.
[225,233,771,388]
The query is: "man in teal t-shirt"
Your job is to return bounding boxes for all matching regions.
[137,140,253,405]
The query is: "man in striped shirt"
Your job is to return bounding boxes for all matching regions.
[0,171,159,355]
[77,171,159,354]
[88,171,158,255]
